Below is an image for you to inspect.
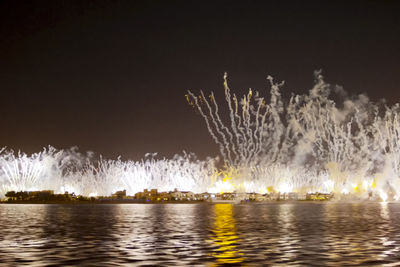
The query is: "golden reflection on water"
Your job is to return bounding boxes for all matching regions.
[209,204,244,265]
[277,204,300,262]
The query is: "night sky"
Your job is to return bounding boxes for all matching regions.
[1,0,399,160]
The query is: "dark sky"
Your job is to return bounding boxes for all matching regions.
[0,0,399,160]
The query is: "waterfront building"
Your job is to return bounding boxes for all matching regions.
[170,188,195,200]
[29,190,54,198]
[199,192,211,201]
[134,189,159,201]
[279,192,299,201]
[306,192,333,201]
[157,192,171,201]
[112,190,127,199]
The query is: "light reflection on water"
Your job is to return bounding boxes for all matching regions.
[209,204,244,264]
[2,203,400,265]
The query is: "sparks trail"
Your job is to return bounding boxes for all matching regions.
[187,73,285,167]
[187,71,400,198]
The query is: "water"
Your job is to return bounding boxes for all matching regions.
[1,203,400,266]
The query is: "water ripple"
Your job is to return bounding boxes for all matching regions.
[1,203,400,266]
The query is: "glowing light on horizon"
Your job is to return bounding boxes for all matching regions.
[278,182,292,194]
[379,190,388,202]
[341,188,349,194]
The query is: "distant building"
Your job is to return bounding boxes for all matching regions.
[306,192,332,201]
[157,192,171,201]
[112,190,126,199]
[29,190,54,198]
[135,189,158,201]
[170,189,195,200]
[279,192,298,201]
[199,192,211,201]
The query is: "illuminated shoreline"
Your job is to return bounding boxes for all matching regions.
[1,189,391,204]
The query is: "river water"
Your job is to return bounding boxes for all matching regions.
[1,202,400,266]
